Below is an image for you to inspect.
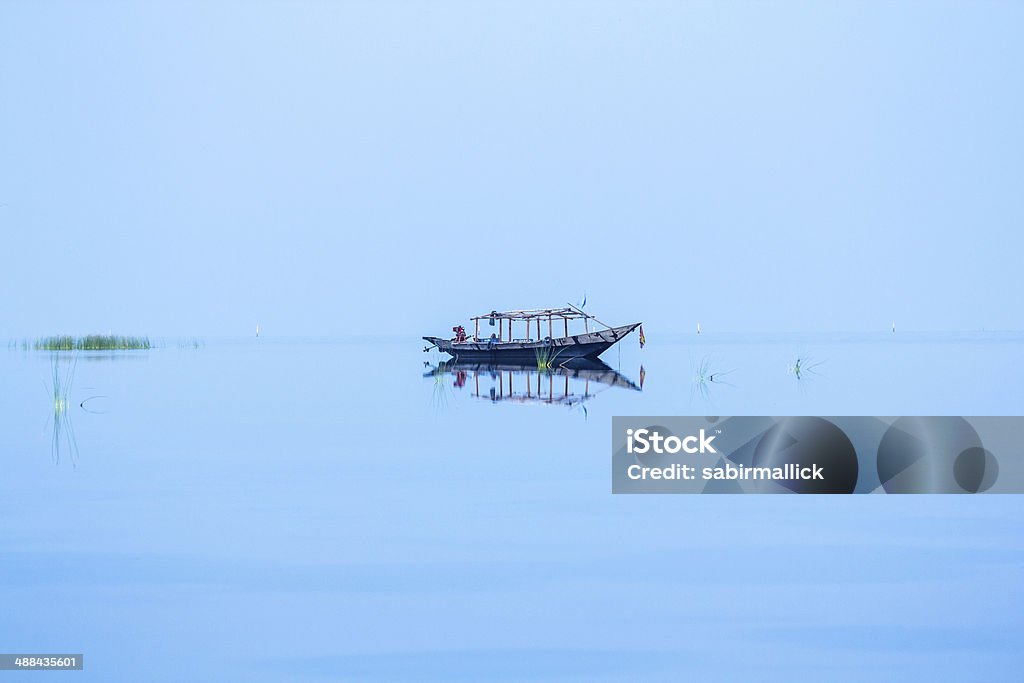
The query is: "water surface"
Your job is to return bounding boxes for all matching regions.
[1,333,1022,681]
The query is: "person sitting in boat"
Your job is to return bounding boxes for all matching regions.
[452,325,468,343]
[488,333,497,346]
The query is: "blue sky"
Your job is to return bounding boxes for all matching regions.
[1,1,1022,336]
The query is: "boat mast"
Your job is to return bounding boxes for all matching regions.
[566,302,614,331]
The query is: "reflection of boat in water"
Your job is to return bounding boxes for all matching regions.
[424,358,641,406]
[424,306,641,362]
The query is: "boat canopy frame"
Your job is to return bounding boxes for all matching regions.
[467,305,613,343]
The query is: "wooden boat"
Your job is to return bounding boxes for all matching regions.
[424,306,641,362]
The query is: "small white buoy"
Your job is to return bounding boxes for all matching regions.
[256,324,261,338]
[891,321,895,334]
[697,322,701,335]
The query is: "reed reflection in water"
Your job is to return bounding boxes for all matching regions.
[46,355,78,464]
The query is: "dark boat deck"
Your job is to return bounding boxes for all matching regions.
[424,323,640,362]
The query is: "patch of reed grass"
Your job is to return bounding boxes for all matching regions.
[35,335,151,351]
[535,344,564,370]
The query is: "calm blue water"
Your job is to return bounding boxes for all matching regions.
[1,333,1022,681]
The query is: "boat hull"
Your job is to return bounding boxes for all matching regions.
[424,323,640,362]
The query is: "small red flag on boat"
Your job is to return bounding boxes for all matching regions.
[638,324,646,348]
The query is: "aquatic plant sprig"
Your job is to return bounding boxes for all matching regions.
[789,354,825,380]
[47,354,79,464]
[429,360,454,409]
[690,354,736,403]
